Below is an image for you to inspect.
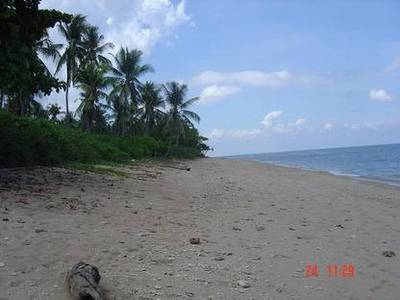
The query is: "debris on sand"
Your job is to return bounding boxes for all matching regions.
[66,261,104,300]
[189,237,201,244]
[255,225,265,231]
[237,280,251,288]
[382,250,396,257]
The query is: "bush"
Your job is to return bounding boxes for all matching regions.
[0,111,162,167]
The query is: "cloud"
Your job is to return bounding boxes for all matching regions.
[323,122,333,130]
[193,70,292,87]
[273,118,306,133]
[41,0,191,55]
[199,85,241,104]
[261,111,282,128]
[106,17,113,25]
[208,111,306,140]
[209,129,225,139]
[107,0,190,54]
[344,122,379,130]
[369,88,393,102]
[386,57,400,72]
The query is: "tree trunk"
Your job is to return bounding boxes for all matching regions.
[65,83,70,116]
[0,90,4,109]
[66,261,104,300]
[18,93,26,116]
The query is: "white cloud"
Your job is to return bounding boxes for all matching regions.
[345,122,379,130]
[229,129,263,139]
[386,57,400,72]
[273,118,306,133]
[323,122,333,130]
[41,0,191,55]
[261,111,282,128]
[369,88,393,102]
[193,70,292,87]
[107,0,190,54]
[106,17,113,25]
[209,129,225,139]
[199,85,241,104]
[208,111,306,140]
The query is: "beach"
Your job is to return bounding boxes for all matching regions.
[0,158,399,299]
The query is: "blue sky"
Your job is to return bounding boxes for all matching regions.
[41,0,400,156]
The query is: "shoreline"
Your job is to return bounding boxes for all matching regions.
[222,157,400,190]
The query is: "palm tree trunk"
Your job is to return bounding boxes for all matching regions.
[145,115,150,135]
[0,91,4,109]
[65,82,70,116]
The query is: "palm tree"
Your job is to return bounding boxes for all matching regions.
[36,32,63,76]
[110,47,153,131]
[56,14,88,117]
[163,81,200,146]
[138,81,165,135]
[108,86,131,135]
[75,63,113,131]
[47,103,62,121]
[81,26,114,66]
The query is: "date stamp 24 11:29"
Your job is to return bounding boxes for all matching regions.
[305,264,356,278]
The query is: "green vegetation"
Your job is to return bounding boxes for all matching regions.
[0,111,206,167]
[0,0,210,167]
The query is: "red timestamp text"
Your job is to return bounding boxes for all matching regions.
[305,264,356,278]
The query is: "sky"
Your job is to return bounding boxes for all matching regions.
[40,0,400,156]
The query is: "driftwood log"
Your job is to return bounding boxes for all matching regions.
[66,262,105,300]
[164,164,191,171]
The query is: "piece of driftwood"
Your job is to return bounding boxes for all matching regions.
[164,164,191,171]
[66,261,105,300]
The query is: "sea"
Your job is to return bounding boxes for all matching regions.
[228,143,400,187]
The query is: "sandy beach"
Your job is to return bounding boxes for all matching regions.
[0,158,399,300]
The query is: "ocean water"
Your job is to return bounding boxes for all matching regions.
[229,143,400,186]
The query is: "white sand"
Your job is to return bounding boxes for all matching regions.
[0,158,399,299]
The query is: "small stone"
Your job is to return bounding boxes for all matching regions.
[335,224,344,229]
[237,280,251,288]
[214,256,225,261]
[35,228,45,233]
[382,250,396,257]
[189,237,201,245]
[256,225,265,231]
[232,226,242,231]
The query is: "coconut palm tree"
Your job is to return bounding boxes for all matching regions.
[163,81,200,146]
[110,47,153,129]
[75,63,113,131]
[138,81,165,135]
[81,26,114,66]
[108,86,132,136]
[47,103,63,121]
[56,14,88,117]
[36,32,63,76]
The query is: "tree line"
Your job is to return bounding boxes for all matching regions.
[0,0,210,159]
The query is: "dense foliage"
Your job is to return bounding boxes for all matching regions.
[0,0,210,167]
[0,111,207,167]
